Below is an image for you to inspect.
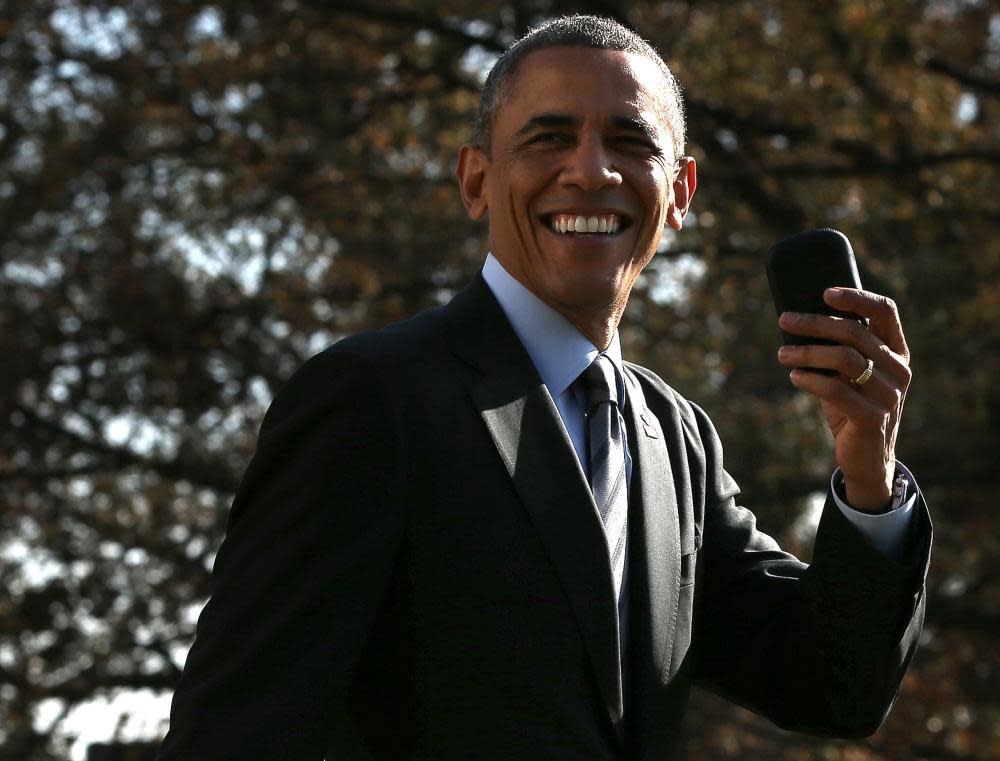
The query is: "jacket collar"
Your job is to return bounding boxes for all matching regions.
[443,276,683,737]
[444,275,625,728]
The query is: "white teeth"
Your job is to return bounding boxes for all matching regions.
[549,213,623,235]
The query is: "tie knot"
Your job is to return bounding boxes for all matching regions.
[578,354,618,411]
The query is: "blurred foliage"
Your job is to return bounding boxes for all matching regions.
[0,0,997,758]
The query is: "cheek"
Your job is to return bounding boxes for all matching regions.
[634,160,670,207]
[638,176,671,234]
[630,170,672,264]
[503,156,560,199]
[650,163,673,209]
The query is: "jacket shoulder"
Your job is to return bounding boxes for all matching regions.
[325,303,448,364]
[259,305,448,438]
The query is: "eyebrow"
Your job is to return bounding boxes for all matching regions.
[514,113,577,137]
[514,113,660,143]
[611,116,659,143]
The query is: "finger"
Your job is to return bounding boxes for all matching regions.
[787,367,894,430]
[823,287,909,360]
[778,344,899,409]
[778,312,909,386]
[779,310,883,357]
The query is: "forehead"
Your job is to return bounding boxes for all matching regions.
[498,46,667,129]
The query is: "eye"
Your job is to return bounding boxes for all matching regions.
[527,132,572,146]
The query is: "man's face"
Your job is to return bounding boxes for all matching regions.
[457,46,696,327]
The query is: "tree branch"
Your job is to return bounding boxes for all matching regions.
[920,53,1000,98]
[723,148,1000,179]
[10,403,239,494]
[329,2,507,52]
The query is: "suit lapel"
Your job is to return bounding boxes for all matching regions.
[445,276,624,725]
[623,368,682,683]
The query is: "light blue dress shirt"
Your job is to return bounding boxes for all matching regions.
[481,254,631,483]
[481,253,917,561]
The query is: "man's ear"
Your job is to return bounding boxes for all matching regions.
[665,156,697,231]
[456,144,490,220]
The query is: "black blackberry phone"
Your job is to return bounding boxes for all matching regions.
[766,228,866,375]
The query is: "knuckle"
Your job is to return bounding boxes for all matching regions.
[899,362,913,388]
[880,295,903,327]
[846,320,867,342]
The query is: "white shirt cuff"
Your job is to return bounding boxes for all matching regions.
[831,462,919,561]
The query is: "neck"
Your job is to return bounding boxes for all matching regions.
[488,253,627,349]
[559,303,624,350]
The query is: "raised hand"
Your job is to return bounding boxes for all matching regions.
[776,287,912,512]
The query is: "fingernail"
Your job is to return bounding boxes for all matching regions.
[780,311,801,325]
[778,346,793,360]
[824,287,842,300]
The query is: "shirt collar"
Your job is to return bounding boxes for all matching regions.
[481,253,626,403]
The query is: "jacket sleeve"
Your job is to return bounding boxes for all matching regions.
[687,401,931,737]
[157,347,407,760]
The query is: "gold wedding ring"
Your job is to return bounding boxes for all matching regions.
[851,358,875,387]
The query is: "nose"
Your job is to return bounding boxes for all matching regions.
[559,135,623,191]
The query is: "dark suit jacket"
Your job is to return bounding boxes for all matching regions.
[158,275,931,760]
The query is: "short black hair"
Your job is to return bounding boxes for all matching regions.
[472,15,686,158]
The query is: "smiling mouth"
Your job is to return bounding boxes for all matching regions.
[542,213,632,235]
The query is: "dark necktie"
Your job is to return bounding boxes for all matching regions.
[577,354,628,603]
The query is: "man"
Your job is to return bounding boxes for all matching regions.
[158,15,930,761]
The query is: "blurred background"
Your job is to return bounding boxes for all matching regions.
[1,1,997,759]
